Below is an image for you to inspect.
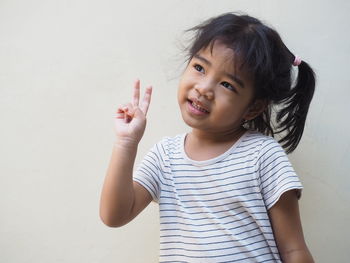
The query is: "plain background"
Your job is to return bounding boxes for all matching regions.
[1,0,350,262]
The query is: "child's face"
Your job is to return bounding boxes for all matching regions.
[177,40,256,134]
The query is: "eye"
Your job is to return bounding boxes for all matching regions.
[221,81,237,92]
[193,64,204,73]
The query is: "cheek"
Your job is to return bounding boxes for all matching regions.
[177,80,185,100]
[216,96,250,117]
[177,89,184,107]
[178,74,192,98]
[177,83,189,108]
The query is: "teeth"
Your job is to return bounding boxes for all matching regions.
[192,102,208,113]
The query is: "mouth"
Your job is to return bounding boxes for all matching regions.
[187,99,210,114]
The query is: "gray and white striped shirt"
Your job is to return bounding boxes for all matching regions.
[134,130,302,263]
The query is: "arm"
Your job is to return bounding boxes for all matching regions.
[99,80,153,227]
[268,190,314,263]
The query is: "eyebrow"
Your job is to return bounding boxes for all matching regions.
[193,54,245,89]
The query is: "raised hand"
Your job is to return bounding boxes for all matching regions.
[114,79,152,145]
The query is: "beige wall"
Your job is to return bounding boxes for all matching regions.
[1,0,349,262]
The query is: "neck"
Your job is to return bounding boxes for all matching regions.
[189,126,247,145]
[183,127,248,161]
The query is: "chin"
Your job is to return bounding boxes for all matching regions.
[181,114,205,130]
[179,110,193,127]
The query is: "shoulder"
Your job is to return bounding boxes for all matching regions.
[239,130,280,154]
[244,130,284,151]
[240,130,287,165]
[245,132,293,174]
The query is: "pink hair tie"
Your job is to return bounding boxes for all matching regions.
[293,55,302,66]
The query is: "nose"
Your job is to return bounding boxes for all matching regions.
[194,80,215,100]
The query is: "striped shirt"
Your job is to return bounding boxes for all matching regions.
[133,130,302,263]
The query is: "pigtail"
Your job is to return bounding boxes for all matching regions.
[276,59,316,153]
[184,13,316,153]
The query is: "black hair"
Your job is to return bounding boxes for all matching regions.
[185,13,315,153]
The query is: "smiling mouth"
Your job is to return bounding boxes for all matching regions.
[187,99,210,113]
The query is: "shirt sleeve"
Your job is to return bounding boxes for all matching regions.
[133,140,165,203]
[256,138,303,210]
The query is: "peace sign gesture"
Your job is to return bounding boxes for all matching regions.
[114,79,153,144]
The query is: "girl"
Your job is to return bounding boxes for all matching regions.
[100,13,315,263]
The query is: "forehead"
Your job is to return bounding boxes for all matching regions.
[196,40,249,78]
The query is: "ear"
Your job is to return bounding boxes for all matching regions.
[243,99,268,121]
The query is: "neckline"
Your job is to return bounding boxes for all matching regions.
[180,130,249,166]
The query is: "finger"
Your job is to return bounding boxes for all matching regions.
[113,112,124,119]
[116,106,126,113]
[114,105,126,119]
[117,103,134,114]
[124,103,137,123]
[115,103,135,120]
[140,86,152,115]
[132,79,140,107]
[125,116,132,123]
[115,106,128,118]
